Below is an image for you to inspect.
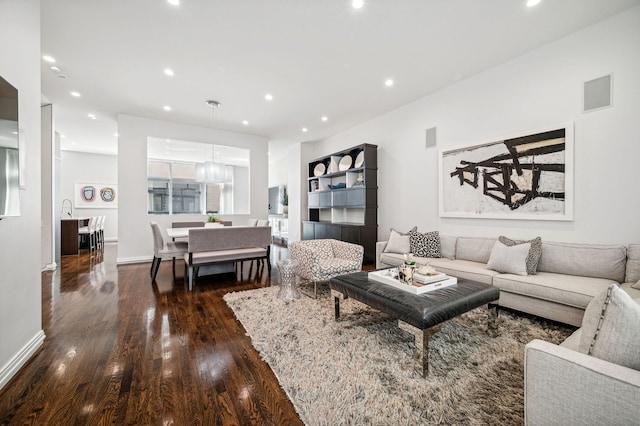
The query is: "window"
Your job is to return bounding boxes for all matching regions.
[147,138,250,215]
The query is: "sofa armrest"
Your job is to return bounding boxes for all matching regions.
[525,339,640,425]
[376,241,388,269]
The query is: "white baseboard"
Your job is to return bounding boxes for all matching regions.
[0,330,45,391]
[42,262,57,271]
[117,255,153,265]
[105,237,118,243]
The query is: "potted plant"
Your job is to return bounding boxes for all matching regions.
[205,213,224,227]
[280,186,289,216]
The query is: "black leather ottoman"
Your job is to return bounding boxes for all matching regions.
[329,271,500,377]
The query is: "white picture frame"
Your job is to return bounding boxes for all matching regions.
[438,122,574,221]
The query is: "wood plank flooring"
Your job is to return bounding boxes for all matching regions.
[0,243,303,425]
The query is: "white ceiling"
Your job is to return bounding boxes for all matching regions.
[41,0,640,157]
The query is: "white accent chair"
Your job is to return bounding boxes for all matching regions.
[150,221,188,281]
[289,239,364,297]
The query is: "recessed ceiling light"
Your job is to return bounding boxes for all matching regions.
[526,0,541,6]
[164,68,174,77]
[114,133,119,137]
[60,134,66,138]
[12,131,18,135]
[352,0,364,9]
[88,113,96,120]
[167,0,180,5]
[384,79,394,87]
[321,116,328,122]
[163,105,172,111]
[70,91,81,97]
[42,55,56,63]
[50,66,61,72]
[265,93,274,101]
[242,120,249,125]
[71,142,77,145]
[302,127,308,132]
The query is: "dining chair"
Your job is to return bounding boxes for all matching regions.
[149,221,189,281]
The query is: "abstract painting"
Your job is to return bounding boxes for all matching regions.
[439,123,573,220]
[75,183,118,209]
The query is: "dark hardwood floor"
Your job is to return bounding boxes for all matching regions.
[0,243,303,425]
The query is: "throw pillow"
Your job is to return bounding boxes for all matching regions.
[408,230,441,258]
[486,240,531,276]
[247,219,258,227]
[498,236,542,275]
[384,229,411,254]
[578,284,640,370]
[633,279,640,290]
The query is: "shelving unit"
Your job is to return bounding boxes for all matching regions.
[303,143,377,263]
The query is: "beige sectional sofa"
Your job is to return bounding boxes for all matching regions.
[376,236,640,327]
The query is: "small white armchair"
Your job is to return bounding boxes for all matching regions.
[289,239,364,297]
[150,221,188,281]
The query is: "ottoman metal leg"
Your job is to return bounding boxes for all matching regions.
[331,289,348,320]
[487,302,499,338]
[398,321,442,378]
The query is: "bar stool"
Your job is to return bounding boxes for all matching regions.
[79,217,98,251]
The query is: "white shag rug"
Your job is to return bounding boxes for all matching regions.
[224,286,572,425]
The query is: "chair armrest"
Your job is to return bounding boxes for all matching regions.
[290,242,323,280]
[330,240,364,263]
[376,241,388,269]
[525,339,640,425]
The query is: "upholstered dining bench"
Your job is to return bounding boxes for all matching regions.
[185,226,272,291]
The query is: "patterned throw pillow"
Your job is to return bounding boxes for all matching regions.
[498,236,542,275]
[408,230,441,258]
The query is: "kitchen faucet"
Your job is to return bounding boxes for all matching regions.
[62,199,73,217]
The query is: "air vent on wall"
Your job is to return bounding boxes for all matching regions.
[583,74,612,112]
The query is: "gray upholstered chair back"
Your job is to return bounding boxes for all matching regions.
[188,226,271,252]
[172,221,205,228]
[150,221,166,253]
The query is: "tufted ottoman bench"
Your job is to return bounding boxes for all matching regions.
[330,271,500,377]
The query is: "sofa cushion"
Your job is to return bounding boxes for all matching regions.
[440,235,457,260]
[499,236,542,275]
[626,244,640,283]
[487,240,531,276]
[429,259,499,285]
[537,241,627,282]
[621,282,640,300]
[409,230,441,258]
[578,284,640,371]
[455,237,496,263]
[560,328,582,351]
[493,272,618,310]
[384,228,410,254]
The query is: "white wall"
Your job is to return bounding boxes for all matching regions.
[0,0,44,390]
[117,115,269,263]
[313,7,640,245]
[59,150,118,241]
